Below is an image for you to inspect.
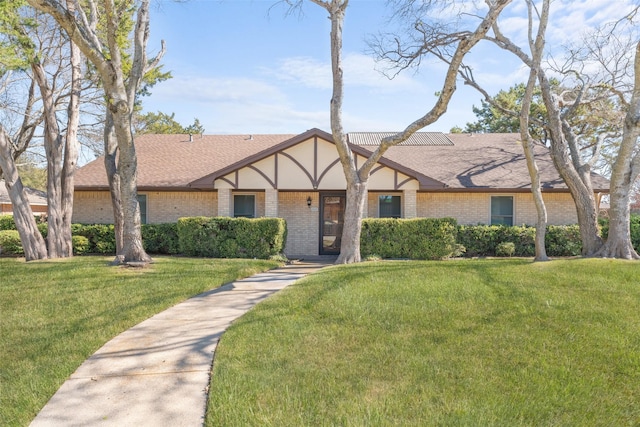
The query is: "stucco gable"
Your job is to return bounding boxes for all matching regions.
[189,128,444,191]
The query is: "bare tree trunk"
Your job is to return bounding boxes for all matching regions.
[110,101,150,263]
[520,0,548,261]
[595,41,640,259]
[31,58,67,258]
[521,108,549,260]
[336,182,367,264]
[538,73,603,256]
[0,125,47,261]
[104,111,124,254]
[59,0,81,258]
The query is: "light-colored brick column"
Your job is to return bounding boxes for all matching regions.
[217,188,231,217]
[265,188,278,217]
[404,189,417,218]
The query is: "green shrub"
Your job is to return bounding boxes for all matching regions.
[72,224,116,254]
[0,215,47,239]
[37,222,48,239]
[72,235,91,255]
[0,230,23,255]
[496,242,516,257]
[456,224,582,257]
[0,215,16,230]
[142,223,180,254]
[360,218,458,260]
[177,217,287,259]
[545,225,582,256]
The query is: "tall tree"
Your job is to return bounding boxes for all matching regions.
[446,2,552,261]
[26,7,82,258]
[27,0,165,263]
[0,125,47,260]
[460,83,548,140]
[1,2,97,259]
[0,1,48,260]
[517,0,549,261]
[480,0,640,257]
[134,111,204,135]
[306,0,511,263]
[592,13,640,259]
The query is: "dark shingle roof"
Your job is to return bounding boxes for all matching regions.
[380,132,610,190]
[75,133,295,190]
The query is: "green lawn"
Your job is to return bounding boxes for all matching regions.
[207,259,640,426]
[0,256,281,427]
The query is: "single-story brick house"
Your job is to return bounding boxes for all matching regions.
[1,180,48,215]
[73,128,609,257]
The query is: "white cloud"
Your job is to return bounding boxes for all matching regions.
[268,57,332,90]
[265,53,426,93]
[150,76,288,105]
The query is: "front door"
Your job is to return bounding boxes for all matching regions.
[320,193,346,255]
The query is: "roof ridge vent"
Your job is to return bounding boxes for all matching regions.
[348,132,454,146]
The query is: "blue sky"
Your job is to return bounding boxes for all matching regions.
[142,0,636,135]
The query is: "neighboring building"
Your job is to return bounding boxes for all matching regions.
[73,128,609,258]
[0,180,48,215]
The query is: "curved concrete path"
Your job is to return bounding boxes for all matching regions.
[30,261,329,427]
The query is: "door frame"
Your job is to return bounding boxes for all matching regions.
[318,191,346,255]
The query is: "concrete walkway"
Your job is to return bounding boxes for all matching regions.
[30,261,329,427]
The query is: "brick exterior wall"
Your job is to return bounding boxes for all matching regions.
[265,188,278,217]
[145,191,217,223]
[73,191,217,224]
[73,189,580,256]
[73,191,115,224]
[417,192,578,225]
[278,192,319,257]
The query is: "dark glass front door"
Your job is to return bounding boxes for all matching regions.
[320,193,346,255]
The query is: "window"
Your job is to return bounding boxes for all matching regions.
[137,194,147,225]
[491,196,513,226]
[379,195,401,218]
[234,194,255,218]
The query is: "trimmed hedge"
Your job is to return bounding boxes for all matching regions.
[177,217,287,258]
[0,215,17,231]
[0,214,47,238]
[71,224,117,254]
[72,235,91,255]
[360,218,459,260]
[10,213,640,259]
[457,225,536,257]
[142,223,180,254]
[457,224,583,257]
[0,230,24,255]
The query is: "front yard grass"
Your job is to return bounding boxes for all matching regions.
[207,258,640,426]
[0,256,280,427]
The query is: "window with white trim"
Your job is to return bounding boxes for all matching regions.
[233,194,255,218]
[491,196,513,226]
[379,195,401,218]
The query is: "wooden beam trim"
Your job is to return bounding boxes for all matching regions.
[247,164,277,189]
[279,151,317,188]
